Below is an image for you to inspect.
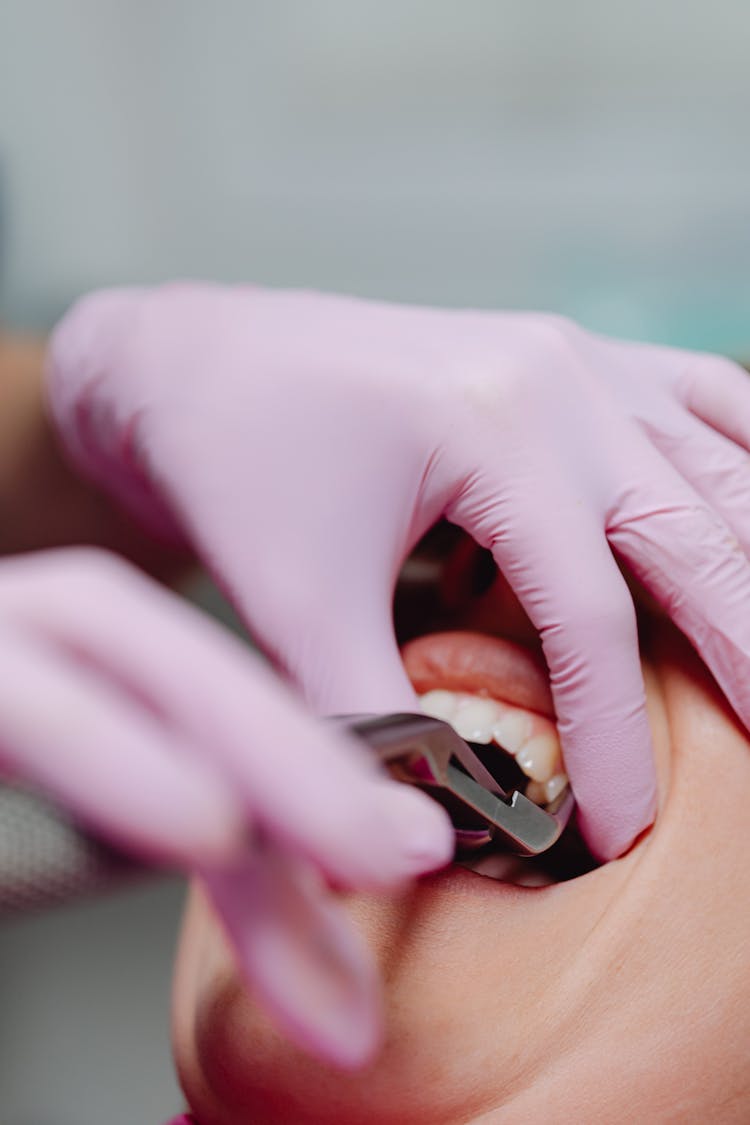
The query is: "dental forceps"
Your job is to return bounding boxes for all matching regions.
[338,712,575,857]
[0,710,576,915]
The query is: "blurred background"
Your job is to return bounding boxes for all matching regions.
[1,1,749,1121]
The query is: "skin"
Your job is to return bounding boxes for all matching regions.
[171,598,750,1124]
[0,330,187,574]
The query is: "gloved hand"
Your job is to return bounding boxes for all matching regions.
[47,285,750,859]
[0,548,452,1066]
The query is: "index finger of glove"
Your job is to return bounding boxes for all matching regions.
[485,511,657,861]
[0,622,245,866]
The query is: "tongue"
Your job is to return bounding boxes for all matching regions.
[401,631,554,718]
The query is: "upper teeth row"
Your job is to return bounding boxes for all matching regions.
[418,689,568,807]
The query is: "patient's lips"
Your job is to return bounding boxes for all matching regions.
[404,630,553,714]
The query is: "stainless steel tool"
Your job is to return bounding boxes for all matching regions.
[0,711,575,914]
[337,712,575,857]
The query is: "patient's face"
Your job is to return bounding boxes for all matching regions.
[171,543,750,1124]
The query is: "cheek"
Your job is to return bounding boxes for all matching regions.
[178,888,498,1125]
[182,965,478,1124]
[174,878,601,1125]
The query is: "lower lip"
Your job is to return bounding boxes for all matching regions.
[421,858,553,896]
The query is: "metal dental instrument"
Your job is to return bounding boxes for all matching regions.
[0,710,575,914]
[337,712,575,857]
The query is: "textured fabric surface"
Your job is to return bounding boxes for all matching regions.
[0,781,147,914]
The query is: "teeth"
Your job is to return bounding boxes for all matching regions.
[418,688,567,806]
[544,773,568,803]
[525,772,569,807]
[452,697,504,744]
[524,780,547,806]
[419,689,459,723]
[420,690,504,743]
[515,734,561,783]
[491,710,532,755]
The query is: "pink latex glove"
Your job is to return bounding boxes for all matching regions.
[0,547,452,1065]
[47,285,750,860]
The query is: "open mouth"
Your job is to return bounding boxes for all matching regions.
[396,529,599,886]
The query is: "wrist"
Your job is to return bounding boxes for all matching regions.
[0,331,189,579]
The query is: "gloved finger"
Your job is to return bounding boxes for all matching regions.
[606,450,750,736]
[0,623,245,865]
[0,550,453,888]
[45,289,168,533]
[640,410,750,557]
[228,553,419,718]
[135,398,427,716]
[668,350,750,453]
[203,843,381,1068]
[476,501,657,862]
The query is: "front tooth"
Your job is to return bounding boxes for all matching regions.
[491,709,533,755]
[544,773,568,802]
[515,734,561,783]
[419,690,460,723]
[452,696,503,743]
[524,780,547,806]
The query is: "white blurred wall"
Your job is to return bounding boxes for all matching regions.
[1,0,750,349]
